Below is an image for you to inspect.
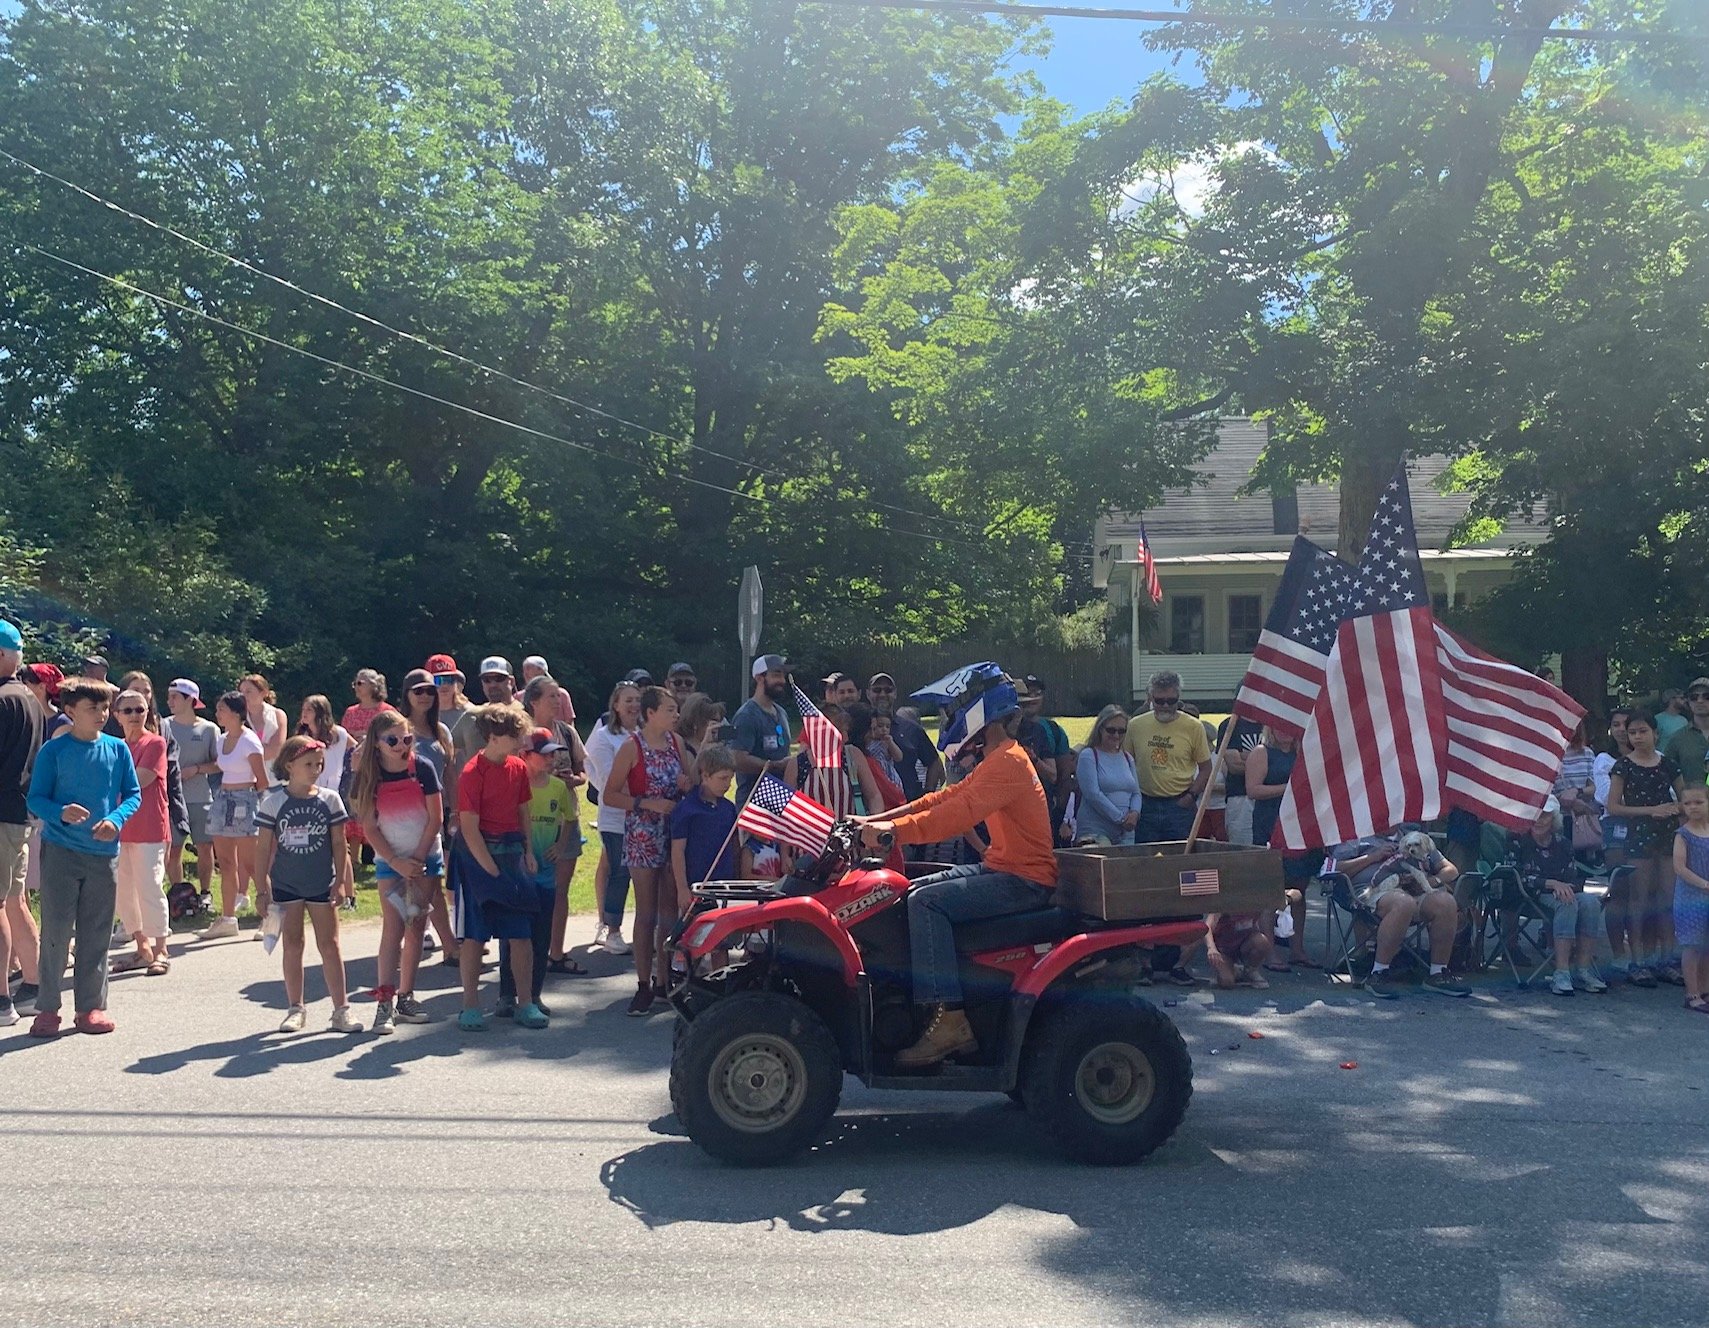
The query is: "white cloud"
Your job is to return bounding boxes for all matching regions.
[1116,140,1272,221]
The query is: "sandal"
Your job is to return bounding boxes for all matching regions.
[145,958,171,977]
[545,955,589,976]
[110,954,147,974]
[1264,960,1293,973]
[1686,996,1709,1014]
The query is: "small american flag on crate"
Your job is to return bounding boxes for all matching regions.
[1179,869,1221,897]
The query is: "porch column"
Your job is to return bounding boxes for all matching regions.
[1130,580,1141,703]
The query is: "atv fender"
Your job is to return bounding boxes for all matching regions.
[680,897,863,988]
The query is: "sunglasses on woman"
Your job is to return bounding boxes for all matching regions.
[409,684,436,696]
[1105,724,1128,735]
[379,734,411,748]
[116,706,148,716]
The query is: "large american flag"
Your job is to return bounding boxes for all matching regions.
[736,776,836,855]
[1231,465,1584,849]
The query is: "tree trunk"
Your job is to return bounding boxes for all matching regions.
[1561,646,1608,723]
[1335,432,1406,560]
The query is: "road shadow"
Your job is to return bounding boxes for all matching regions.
[603,983,1709,1328]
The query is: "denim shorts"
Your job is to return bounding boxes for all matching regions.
[374,850,444,882]
[210,788,260,838]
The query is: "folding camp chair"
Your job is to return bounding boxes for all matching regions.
[1475,850,1631,988]
[1319,869,1432,984]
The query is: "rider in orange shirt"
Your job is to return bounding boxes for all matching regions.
[859,664,1057,1069]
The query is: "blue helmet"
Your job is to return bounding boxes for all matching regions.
[911,662,1022,753]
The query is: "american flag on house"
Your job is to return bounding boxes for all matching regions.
[1231,463,1584,849]
[1137,517,1163,606]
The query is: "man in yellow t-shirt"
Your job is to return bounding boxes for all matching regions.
[1122,670,1212,844]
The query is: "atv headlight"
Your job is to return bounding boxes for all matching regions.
[685,920,718,949]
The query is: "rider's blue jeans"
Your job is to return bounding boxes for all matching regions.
[907,863,1051,1006]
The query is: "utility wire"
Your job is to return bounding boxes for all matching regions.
[0,145,1084,551]
[809,0,1662,43]
[14,240,1006,552]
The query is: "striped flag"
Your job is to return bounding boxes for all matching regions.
[1435,624,1586,829]
[1138,517,1163,606]
[1232,535,1355,736]
[736,775,836,855]
[1232,463,1584,850]
[792,684,844,773]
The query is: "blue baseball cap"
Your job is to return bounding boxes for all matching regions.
[0,620,21,652]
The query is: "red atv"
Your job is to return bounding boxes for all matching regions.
[667,821,1204,1167]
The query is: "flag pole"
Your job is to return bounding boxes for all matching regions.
[1183,717,1236,855]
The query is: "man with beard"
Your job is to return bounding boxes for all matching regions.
[732,655,795,805]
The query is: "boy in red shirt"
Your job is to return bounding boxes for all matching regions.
[452,704,543,1031]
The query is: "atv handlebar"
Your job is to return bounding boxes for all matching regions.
[779,819,891,897]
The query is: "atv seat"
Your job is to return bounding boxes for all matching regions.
[953,907,1083,953]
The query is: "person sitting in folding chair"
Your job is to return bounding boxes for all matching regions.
[1512,797,1609,996]
[1332,831,1470,999]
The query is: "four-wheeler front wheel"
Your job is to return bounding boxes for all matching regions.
[1020,995,1192,1166]
[670,991,843,1166]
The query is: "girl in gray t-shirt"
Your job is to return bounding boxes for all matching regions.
[254,737,360,1035]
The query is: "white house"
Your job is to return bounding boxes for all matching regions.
[1097,418,1545,704]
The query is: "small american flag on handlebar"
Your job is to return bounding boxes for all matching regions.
[736,776,836,855]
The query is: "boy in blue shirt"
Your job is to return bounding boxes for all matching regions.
[670,745,742,917]
[25,679,141,1036]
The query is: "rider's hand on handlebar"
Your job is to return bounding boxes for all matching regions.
[858,821,896,853]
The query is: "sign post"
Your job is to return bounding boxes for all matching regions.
[737,565,763,701]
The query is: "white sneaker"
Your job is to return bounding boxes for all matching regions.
[1550,969,1575,996]
[329,1005,362,1034]
[197,916,239,941]
[1574,967,1608,993]
[593,921,610,950]
[278,1005,307,1033]
[601,926,632,956]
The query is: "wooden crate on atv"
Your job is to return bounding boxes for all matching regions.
[1055,841,1285,921]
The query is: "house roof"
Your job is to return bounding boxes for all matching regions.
[1098,417,1548,559]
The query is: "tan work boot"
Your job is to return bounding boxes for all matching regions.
[895,1006,977,1069]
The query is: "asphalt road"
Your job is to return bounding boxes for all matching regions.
[4,920,1708,1328]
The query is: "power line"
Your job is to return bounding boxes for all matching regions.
[809,0,1662,43]
[13,240,1008,551]
[0,145,1078,551]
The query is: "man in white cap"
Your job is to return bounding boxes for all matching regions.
[452,656,518,768]
[731,654,794,804]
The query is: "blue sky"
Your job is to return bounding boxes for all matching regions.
[1014,10,1197,115]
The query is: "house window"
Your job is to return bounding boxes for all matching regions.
[1170,595,1206,654]
[1227,594,1263,655]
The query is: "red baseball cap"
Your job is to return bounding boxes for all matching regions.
[425,654,464,681]
[525,726,565,756]
[25,661,64,700]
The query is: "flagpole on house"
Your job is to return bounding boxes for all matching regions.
[1182,719,1236,855]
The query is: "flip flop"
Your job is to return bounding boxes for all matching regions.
[545,956,589,976]
[109,954,147,974]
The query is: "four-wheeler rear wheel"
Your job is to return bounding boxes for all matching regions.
[1020,995,1192,1166]
[670,991,843,1166]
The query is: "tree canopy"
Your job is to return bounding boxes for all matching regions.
[2,0,1706,705]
